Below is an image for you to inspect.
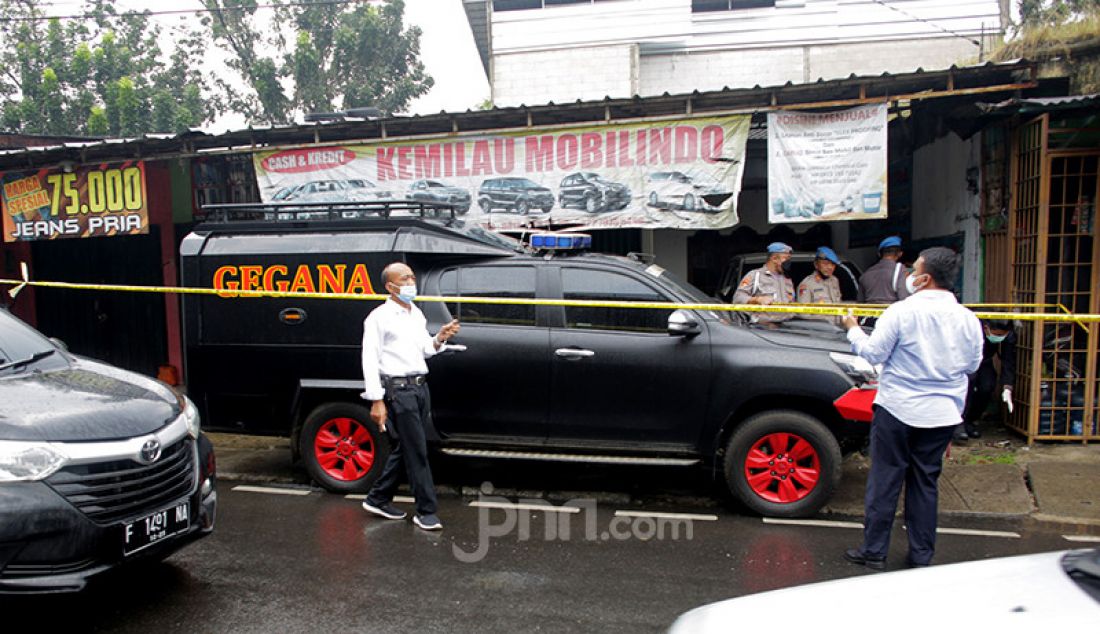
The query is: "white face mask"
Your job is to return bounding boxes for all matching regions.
[905,274,924,295]
[392,283,417,303]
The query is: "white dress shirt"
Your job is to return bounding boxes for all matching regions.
[847,289,983,428]
[361,298,438,402]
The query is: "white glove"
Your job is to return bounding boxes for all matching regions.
[1002,387,1013,414]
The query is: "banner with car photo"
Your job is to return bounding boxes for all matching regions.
[251,115,750,231]
[767,103,888,224]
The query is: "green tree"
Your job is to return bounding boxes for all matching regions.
[0,0,221,136]
[1018,0,1100,27]
[200,0,433,124]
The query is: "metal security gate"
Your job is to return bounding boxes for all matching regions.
[1006,114,1100,442]
[30,230,168,377]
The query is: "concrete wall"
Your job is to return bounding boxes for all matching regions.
[638,36,996,97]
[494,35,997,107]
[910,131,982,302]
[487,0,1003,107]
[493,44,639,106]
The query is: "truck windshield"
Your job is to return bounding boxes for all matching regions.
[459,223,525,252]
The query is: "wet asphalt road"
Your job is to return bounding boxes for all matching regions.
[2,482,1082,633]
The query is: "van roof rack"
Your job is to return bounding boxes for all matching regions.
[193,200,527,255]
[197,200,457,223]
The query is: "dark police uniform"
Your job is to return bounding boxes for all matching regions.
[857,258,911,304]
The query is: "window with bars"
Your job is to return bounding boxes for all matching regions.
[692,0,777,11]
[493,0,618,10]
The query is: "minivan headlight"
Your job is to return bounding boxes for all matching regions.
[830,352,879,384]
[178,393,201,439]
[0,441,67,482]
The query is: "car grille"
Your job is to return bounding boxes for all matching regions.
[46,439,196,524]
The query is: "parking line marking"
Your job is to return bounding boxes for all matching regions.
[935,527,1020,539]
[469,500,582,513]
[232,485,311,496]
[344,495,416,503]
[763,518,863,529]
[614,511,718,521]
[1063,535,1100,543]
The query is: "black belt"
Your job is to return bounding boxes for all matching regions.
[383,374,427,389]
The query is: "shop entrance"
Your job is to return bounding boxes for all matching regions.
[30,230,168,377]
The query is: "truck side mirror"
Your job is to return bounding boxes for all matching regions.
[668,309,701,337]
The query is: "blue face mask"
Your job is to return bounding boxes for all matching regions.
[397,284,417,303]
[987,333,1007,344]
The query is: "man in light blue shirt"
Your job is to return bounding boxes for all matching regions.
[839,247,983,569]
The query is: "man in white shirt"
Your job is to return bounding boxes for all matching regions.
[839,247,983,569]
[361,262,460,531]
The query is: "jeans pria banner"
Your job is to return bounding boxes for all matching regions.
[252,115,750,231]
[767,104,888,224]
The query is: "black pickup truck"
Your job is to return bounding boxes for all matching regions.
[180,201,875,518]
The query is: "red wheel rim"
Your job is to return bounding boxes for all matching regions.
[314,417,376,482]
[743,432,820,504]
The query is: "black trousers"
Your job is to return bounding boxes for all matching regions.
[860,406,955,565]
[365,383,438,517]
[962,363,998,425]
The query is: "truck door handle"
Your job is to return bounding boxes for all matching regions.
[442,344,467,352]
[279,308,307,325]
[555,348,595,359]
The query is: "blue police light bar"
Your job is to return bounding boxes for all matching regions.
[531,232,592,250]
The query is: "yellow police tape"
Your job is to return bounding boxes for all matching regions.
[2,263,1098,323]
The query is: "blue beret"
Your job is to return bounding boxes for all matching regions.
[815,246,840,264]
[878,236,902,250]
[766,242,792,254]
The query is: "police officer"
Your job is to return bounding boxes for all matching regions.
[797,246,843,324]
[360,262,460,531]
[858,236,911,304]
[732,242,794,325]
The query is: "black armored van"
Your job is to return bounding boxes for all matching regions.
[181,201,875,518]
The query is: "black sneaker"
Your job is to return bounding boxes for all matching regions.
[844,548,886,570]
[362,500,407,520]
[413,514,443,531]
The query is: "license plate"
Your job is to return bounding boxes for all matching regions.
[123,502,191,556]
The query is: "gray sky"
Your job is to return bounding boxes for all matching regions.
[87,0,490,130]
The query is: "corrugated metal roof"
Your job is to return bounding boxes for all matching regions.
[978,94,1100,114]
[0,60,1046,170]
[462,0,491,77]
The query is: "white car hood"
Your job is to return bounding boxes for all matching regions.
[670,550,1098,631]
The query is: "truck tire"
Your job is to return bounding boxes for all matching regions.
[301,402,390,493]
[724,410,841,518]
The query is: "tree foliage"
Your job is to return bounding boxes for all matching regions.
[0,0,220,137]
[1018,0,1100,28]
[199,0,433,124]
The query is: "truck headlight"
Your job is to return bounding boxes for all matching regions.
[830,352,880,384]
[177,393,201,439]
[0,441,67,482]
